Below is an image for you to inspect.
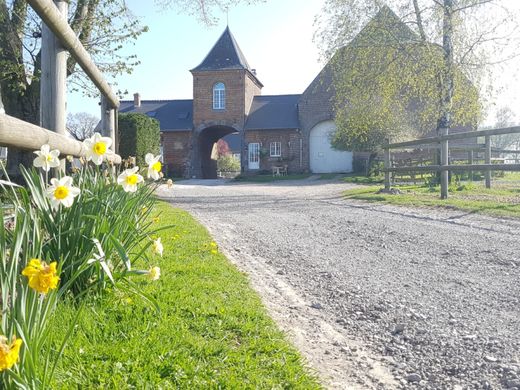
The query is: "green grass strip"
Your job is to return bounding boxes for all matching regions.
[343,176,520,218]
[50,202,320,389]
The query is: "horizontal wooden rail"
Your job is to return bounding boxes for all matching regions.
[0,114,121,164]
[27,0,119,109]
[387,126,520,149]
[384,164,520,173]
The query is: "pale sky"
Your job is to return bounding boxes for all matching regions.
[66,0,520,125]
[67,0,325,117]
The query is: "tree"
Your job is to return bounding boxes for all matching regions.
[314,0,519,153]
[491,106,519,150]
[67,112,99,141]
[155,0,264,25]
[216,139,231,157]
[0,0,147,176]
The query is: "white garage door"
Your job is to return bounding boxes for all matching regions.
[309,120,353,173]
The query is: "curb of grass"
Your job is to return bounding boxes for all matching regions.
[51,201,321,389]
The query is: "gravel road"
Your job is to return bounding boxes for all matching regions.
[158,177,520,390]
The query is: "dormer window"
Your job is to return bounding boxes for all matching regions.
[213,82,226,110]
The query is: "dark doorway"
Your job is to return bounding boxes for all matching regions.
[198,125,238,179]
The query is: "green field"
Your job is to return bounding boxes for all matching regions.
[51,202,320,389]
[343,173,520,218]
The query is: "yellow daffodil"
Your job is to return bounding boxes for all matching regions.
[152,238,164,257]
[46,176,80,209]
[211,249,218,255]
[166,179,174,189]
[22,259,60,294]
[117,167,144,193]
[0,335,22,372]
[33,144,60,172]
[148,266,161,281]
[84,132,112,165]
[145,153,162,181]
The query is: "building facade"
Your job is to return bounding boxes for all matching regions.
[120,26,352,178]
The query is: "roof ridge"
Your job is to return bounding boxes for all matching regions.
[120,99,193,103]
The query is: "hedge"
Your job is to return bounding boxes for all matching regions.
[118,113,161,166]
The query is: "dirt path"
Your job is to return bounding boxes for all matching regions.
[158,178,520,389]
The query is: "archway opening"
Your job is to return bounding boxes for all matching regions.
[198,125,239,179]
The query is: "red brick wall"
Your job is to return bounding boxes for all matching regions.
[162,131,192,177]
[244,72,262,116]
[192,69,253,128]
[245,129,304,174]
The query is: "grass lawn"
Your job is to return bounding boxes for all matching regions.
[234,173,311,182]
[343,173,520,218]
[51,202,320,389]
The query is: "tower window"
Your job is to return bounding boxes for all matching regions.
[213,82,226,110]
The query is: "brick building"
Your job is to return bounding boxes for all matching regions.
[120,26,352,178]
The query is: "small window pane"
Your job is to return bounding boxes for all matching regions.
[213,83,226,110]
[270,142,281,157]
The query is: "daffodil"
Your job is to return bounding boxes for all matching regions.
[22,259,60,294]
[46,176,80,209]
[152,237,163,257]
[117,167,144,193]
[84,133,112,165]
[166,179,174,188]
[148,266,161,281]
[33,144,60,172]
[0,335,22,372]
[145,153,162,180]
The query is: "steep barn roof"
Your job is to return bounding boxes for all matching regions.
[245,95,301,130]
[192,26,251,72]
[119,100,193,131]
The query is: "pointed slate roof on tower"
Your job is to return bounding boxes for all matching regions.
[192,26,251,72]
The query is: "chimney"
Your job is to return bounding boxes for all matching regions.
[133,93,141,108]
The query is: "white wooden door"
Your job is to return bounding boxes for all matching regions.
[248,143,260,170]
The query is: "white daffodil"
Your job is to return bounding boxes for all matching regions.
[145,153,162,180]
[148,266,161,281]
[87,238,114,283]
[46,176,80,209]
[166,179,174,189]
[152,237,163,257]
[33,144,60,172]
[117,167,144,192]
[83,133,112,165]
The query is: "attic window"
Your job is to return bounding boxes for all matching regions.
[147,111,157,117]
[213,82,226,110]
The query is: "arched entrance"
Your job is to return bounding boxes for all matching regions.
[198,125,239,179]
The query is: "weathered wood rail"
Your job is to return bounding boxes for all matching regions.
[0,0,120,164]
[384,126,520,199]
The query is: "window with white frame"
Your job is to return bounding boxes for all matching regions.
[0,147,7,159]
[270,142,281,157]
[213,82,226,110]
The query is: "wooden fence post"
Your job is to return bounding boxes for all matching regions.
[485,135,491,189]
[40,0,67,172]
[100,95,116,151]
[468,151,473,181]
[384,139,391,190]
[440,127,449,199]
[40,0,68,137]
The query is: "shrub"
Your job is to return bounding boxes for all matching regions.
[118,113,161,166]
[217,155,240,172]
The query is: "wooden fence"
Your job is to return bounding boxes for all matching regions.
[0,0,121,165]
[383,126,520,199]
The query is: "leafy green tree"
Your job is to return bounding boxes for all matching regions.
[118,113,161,167]
[314,0,519,153]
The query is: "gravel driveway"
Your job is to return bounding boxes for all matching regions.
[158,177,520,390]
